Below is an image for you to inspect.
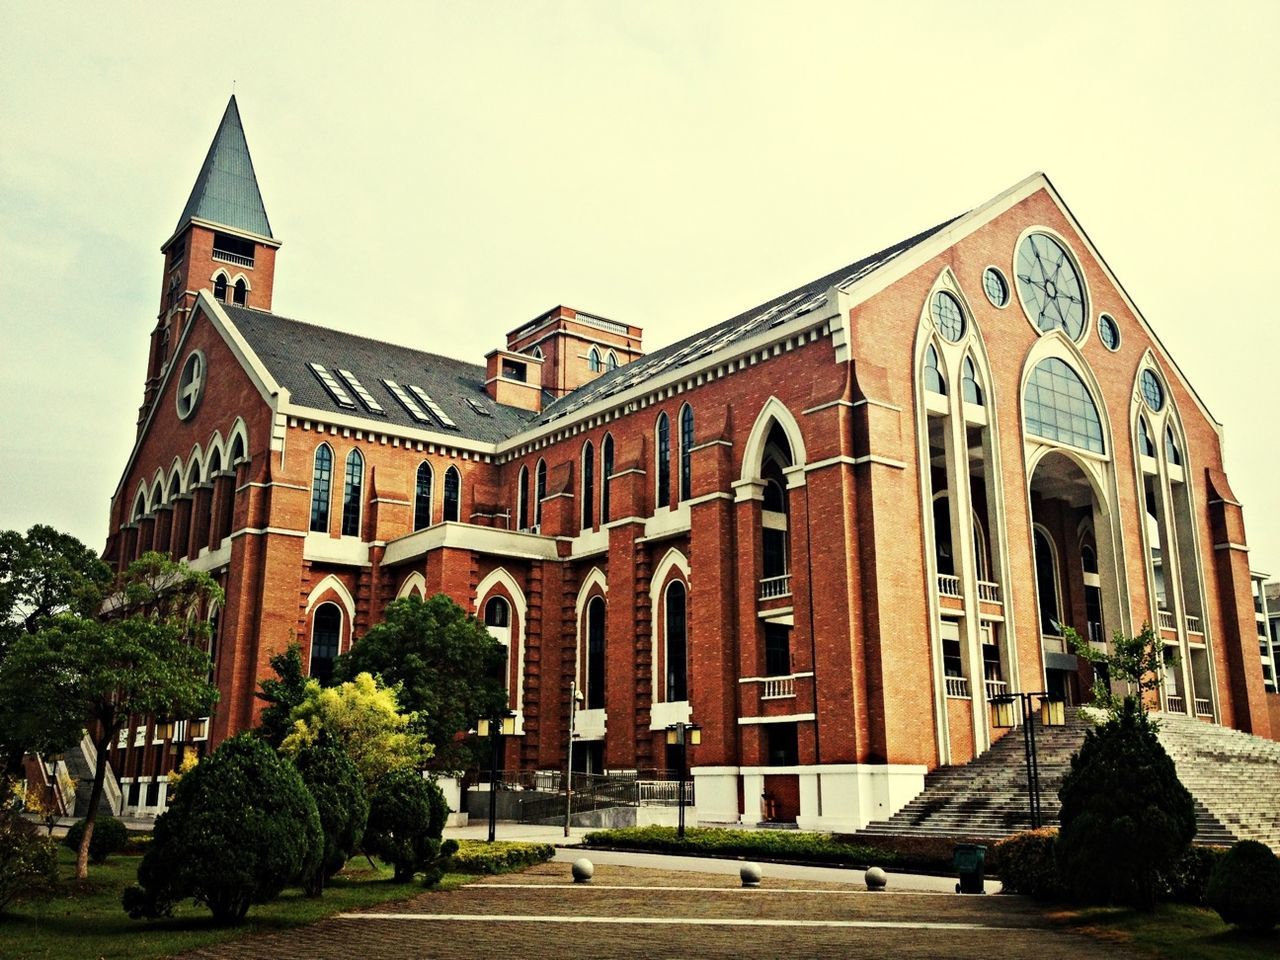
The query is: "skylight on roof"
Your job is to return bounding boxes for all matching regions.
[308,362,356,408]
[465,397,492,417]
[382,379,432,423]
[408,385,458,429]
[337,369,385,415]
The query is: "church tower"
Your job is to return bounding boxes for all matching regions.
[139,96,279,428]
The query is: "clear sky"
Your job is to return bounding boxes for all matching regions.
[1,2,1277,575]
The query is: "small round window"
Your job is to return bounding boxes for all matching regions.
[932,291,966,342]
[982,267,1009,307]
[1098,314,1120,351]
[175,350,206,421]
[1140,369,1164,412]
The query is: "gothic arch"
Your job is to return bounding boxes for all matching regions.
[475,567,528,726]
[226,418,250,463]
[204,431,228,480]
[740,396,807,483]
[305,574,356,624]
[396,571,426,599]
[574,566,608,692]
[1019,330,1115,457]
[649,547,691,705]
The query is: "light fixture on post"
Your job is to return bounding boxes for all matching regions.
[987,690,1066,829]
[564,680,584,839]
[477,710,517,843]
[665,721,701,840]
[990,695,1017,729]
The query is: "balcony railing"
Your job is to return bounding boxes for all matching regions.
[1194,698,1213,717]
[635,779,695,805]
[937,574,962,598]
[212,248,254,268]
[762,676,796,699]
[984,678,1008,700]
[977,580,1002,603]
[758,574,792,600]
[1185,614,1204,635]
[1157,609,1177,632]
[1165,693,1186,713]
[945,676,970,699]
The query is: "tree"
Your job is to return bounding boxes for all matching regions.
[279,672,431,790]
[292,732,369,896]
[334,594,507,771]
[1066,622,1168,715]
[364,767,454,884]
[255,644,309,748]
[1056,698,1196,909]
[0,552,220,879]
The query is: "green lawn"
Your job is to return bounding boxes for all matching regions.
[0,846,471,960]
[1052,903,1278,960]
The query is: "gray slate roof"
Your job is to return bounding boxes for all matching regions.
[176,96,274,240]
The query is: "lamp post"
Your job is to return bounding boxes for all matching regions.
[990,691,1065,829]
[665,721,701,840]
[564,680,583,838]
[476,710,517,843]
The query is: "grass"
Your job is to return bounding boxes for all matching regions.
[1052,902,1278,960]
[0,846,482,960]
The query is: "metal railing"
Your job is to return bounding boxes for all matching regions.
[1158,609,1177,631]
[977,580,1002,603]
[945,675,970,699]
[635,780,695,805]
[1165,693,1186,713]
[938,574,962,598]
[762,676,796,699]
[984,678,1008,700]
[1194,698,1213,717]
[514,771,689,824]
[212,248,254,268]
[758,574,792,600]
[1185,614,1204,635]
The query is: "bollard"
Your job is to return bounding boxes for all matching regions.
[864,866,887,891]
[572,858,594,883]
[740,863,763,887]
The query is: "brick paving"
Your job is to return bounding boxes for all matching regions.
[177,863,1135,959]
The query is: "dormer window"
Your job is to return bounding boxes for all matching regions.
[502,359,527,382]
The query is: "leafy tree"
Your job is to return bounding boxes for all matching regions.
[123,735,321,924]
[280,672,431,790]
[0,552,220,879]
[255,644,310,748]
[1057,698,1196,909]
[335,594,507,771]
[292,731,369,896]
[364,767,455,884]
[1066,622,1168,715]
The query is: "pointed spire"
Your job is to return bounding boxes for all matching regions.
[175,96,273,239]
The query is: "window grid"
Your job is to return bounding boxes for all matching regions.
[1023,357,1105,454]
[443,467,461,522]
[310,603,341,684]
[414,462,433,530]
[656,413,671,507]
[1016,233,1086,339]
[601,436,613,524]
[582,441,595,530]
[1141,369,1165,412]
[310,445,332,532]
[932,291,966,342]
[679,405,694,502]
[1099,314,1120,351]
[341,449,363,537]
[983,267,1009,307]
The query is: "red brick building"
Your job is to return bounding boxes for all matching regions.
[102,97,1279,827]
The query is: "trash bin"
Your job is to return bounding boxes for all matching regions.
[954,843,986,894]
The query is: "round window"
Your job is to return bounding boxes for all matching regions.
[1098,314,1120,351]
[176,350,206,421]
[932,291,966,342]
[982,267,1009,307]
[1016,232,1086,339]
[1140,369,1164,412]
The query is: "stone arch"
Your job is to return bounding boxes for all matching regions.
[1019,330,1114,457]
[226,418,250,464]
[475,567,528,728]
[305,574,356,625]
[739,396,807,483]
[396,571,427,600]
[649,548,691,708]
[574,566,608,695]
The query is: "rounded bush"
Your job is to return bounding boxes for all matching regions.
[64,815,129,864]
[992,828,1062,899]
[123,735,322,923]
[364,768,439,883]
[292,733,369,896]
[1206,840,1280,932]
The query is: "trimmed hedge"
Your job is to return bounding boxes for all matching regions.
[583,826,891,866]
[449,840,555,874]
[64,816,130,865]
[991,829,1063,899]
[1158,845,1225,906]
[1206,840,1280,931]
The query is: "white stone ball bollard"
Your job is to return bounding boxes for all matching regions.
[740,863,763,887]
[572,858,595,883]
[864,865,888,891]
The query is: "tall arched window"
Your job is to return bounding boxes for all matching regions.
[761,455,789,580]
[962,357,984,405]
[601,435,614,524]
[213,273,228,302]
[924,344,946,395]
[310,602,341,684]
[443,466,461,522]
[310,444,332,533]
[586,595,606,710]
[588,347,602,373]
[341,449,363,537]
[484,596,512,693]
[1138,416,1156,457]
[535,459,547,528]
[679,404,694,502]
[582,441,595,530]
[517,465,530,530]
[1033,528,1062,637]
[233,278,248,306]
[414,462,433,530]
[665,580,687,702]
[1024,357,1104,454]
[656,412,671,508]
[1165,427,1182,466]
[606,351,619,371]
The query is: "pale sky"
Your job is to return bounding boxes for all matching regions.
[1,2,1278,575]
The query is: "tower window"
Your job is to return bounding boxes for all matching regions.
[588,348,603,373]
[213,274,228,302]
[233,278,248,306]
[310,444,333,533]
[212,231,255,268]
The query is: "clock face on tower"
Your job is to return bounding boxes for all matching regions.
[1016,232,1086,340]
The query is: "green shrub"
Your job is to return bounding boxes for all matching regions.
[292,732,369,896]
[63,816,129,864]
[1158,845,1225,906]
[582,826,890,866]
[0,807,58,912]
[1206,840,1280,932]
[123,734,322,924]
[449,840,554,874]
[991,828,1063,899]
[364,768,453,884]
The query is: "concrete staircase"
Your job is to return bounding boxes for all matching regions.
[61,734,122,817]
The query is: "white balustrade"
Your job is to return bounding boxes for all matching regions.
[762,676,796,699]
[1165,694,1186,713]
[1185,614,1203,635]
[945,676,970,699]
[984,678,1008,700]
[1158,609,1177,631]
[1193,698,1213,716]
[937,574,962,598]
[977,580,1002,603]
[758,574,792,600]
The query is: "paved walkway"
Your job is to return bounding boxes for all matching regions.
[178,861,1133,959]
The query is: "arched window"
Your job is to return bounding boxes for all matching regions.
[962,357,984,405]
[586,595,606,710]
[341,449,363,537]
[924,344,946,395]
[443,466,461,522]
[1024,357,1104,454]
[310,602,341,684]
[484,596,511,692]
[530,345,544,360]
[665,580,687,702]
[932,494,954,576]
[606,351,619,371]
[1081,543,1098,574]
[213,273,228,302]
[229,434,246,465]
[414,462,433,530]
[535,459,547,527]
[588,347,602,373]
[761,455,789,580]
[132,490,148,522]
[1033,528,1062,637]
[679,404,694,502]
[601,435,613,524]
[1165,427,1181,466]
[233,278,248,306]
[656,412,671,508]
[582,441,595,530]
[310,444,332,532]
[517,465,529,531]
[218,459,235,543]
[1138,416,1156,458]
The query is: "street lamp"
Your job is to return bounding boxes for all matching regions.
[564,681,584,838]
[665,721,701,840]
[989,691,1065,828]
[476,710,517,843]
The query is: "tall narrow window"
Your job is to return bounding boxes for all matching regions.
[588,347,602,373]
[414,462,433,530]
[765,623,791,676]
[341,449,363,537]
[310,444,332,533]
[213,273,228,302]
[517,465,529,530]
[443,466,461,522]
[762,460,789,580]
[1033,528,1062,636]
[484,597,512,693]
[679,404,694,502]
[962,357,984,405]
[1165,427,1182,466]
[582,441,595,530]
[310,603,341,684]
[601,435,613,524]
[665,581,687,701]
[233,278,248,306]
[924,344,946,395]
[586,596,606,710]
[656,412,671,508]
[1138,416,1156,457]
[535,459,547,527]
[606,351,619,371]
